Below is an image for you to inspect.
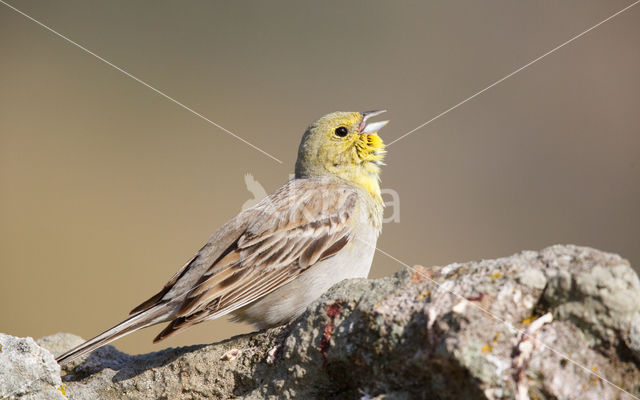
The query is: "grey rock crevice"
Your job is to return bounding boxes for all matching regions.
[2,245,640,399]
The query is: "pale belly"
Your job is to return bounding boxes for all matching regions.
[231,227,378,328]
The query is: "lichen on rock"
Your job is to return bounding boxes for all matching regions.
[0,334,66,400]
[2,245,640,399]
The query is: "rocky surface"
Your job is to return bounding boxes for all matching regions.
[0,334,66,400]
[2,245,640,399]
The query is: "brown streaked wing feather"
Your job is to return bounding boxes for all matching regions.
[154,265,296,343]
[214,263,299,311]
[317,235,349,262]
[177,212,353,316]
[130,209,253,315]
[153,310,206,343]
[159,180,358,339]
[130,254,197,315]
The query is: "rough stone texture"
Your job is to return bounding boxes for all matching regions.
[0,334,66,400]
[3,245,640,399]
[36,333,85,360]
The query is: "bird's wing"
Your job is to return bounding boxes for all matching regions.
[135,178,359,342]
[129,210,253,315]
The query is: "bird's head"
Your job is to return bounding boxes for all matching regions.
[295,110,388,201]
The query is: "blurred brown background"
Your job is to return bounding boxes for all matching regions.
[1,1,639,355]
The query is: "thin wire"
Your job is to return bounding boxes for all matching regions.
[387,0,640,147]
[382,3,640,394]
[0,0,283,164]
[3,0,638,396]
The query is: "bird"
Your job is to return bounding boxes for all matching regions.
[56,110,389,365]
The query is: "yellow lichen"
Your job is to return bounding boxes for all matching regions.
[521,316,534,325]
[57,384,67,397]
[416,290,431,300]
[481,344,492,353]
[490,271,502,280]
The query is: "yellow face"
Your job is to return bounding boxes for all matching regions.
[295,111,388,201]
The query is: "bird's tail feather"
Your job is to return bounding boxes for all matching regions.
[55,305,169,366]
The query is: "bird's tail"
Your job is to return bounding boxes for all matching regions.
[55,305,170,366]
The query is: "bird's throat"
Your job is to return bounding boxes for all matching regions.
[350,167,382,203]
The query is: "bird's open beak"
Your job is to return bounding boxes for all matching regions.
[359,110,389,134]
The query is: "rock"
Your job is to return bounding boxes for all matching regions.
[3,245,640,399]
[37,333,85,358]
[516,268,547,290]
[0,334,66,400]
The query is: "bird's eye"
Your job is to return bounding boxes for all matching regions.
[334,126,349,137]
